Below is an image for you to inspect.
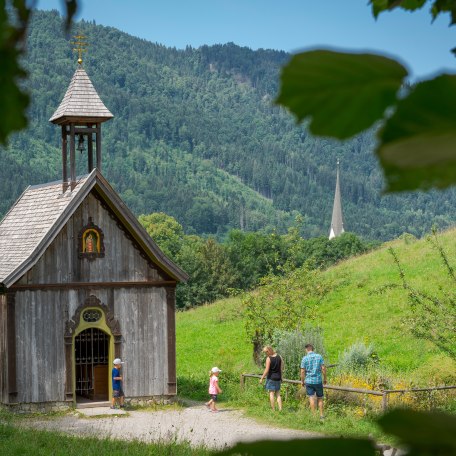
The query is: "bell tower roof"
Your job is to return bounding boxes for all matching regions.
[49,35,113,191]
[49,66,113,125]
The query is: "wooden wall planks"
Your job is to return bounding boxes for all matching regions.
[0,295,7,403]
[7,190,174,404]
[18,193,164,286]
[13,286,170,402]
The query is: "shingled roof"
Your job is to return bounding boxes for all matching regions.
[49,67,113,124]
[0,170,188,288]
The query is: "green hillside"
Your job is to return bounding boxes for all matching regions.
[176,229,456,386]
[2,9,456,239]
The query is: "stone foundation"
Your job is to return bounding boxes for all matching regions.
[2,401,73,413]
[126,395,175,407]
[1,395,175,413]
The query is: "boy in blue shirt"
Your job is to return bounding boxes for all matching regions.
[111,358,125,409]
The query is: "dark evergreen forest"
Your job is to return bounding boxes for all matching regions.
[2,9,456,240]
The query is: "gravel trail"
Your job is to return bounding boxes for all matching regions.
[26,404,317,450]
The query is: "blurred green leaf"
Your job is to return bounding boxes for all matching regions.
[370,0,427,18]
[0,0,79,144]
[377,74,456,192]
[0,48,29,144]
[276,50,407,139]
[0,0,30,144]
[432,0,456,25]
[63,0,78,32]
[378,409,456,455]
[370,0,456,26]
[216,438,376,456]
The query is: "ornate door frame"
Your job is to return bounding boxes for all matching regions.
[64,295,121,403]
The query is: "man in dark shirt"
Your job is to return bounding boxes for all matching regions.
[111,358,125,409]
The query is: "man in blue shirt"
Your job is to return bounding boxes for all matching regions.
[111,358,125,409]
[300,344,326,420]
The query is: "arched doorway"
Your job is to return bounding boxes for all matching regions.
[75,327,109,401]
[65,296,122,405]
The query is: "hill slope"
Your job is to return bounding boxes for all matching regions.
[2,9,456,239]
[176,229,456,384]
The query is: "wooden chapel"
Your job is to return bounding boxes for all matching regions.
[0,51,187,411]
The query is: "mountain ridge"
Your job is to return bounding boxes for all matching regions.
[1,9,455,240]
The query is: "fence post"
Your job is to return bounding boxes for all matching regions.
[382,391,388,412]
[240,374,245,391]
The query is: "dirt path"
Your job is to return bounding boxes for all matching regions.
[21,404,401,455]
[26,404,317,450]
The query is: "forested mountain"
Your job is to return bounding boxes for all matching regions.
[1,9,456,240]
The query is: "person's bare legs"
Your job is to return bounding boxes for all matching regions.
[308,395,317,414]
[276,392,283,411]
[269,391,275,410]
[318,397,324,417]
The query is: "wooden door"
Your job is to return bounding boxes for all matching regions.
[75,328,109,401]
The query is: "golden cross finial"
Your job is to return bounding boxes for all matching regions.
[72,34,88,65]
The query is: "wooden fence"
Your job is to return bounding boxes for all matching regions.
[240,373,456,411]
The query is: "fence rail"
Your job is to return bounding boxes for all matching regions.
[240,373,456,411]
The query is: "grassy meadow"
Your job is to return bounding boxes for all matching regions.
[176,229,456,438]
[2,230,455,453]
[0,422,210,456]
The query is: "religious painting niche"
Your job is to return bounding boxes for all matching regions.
[78,217,105,260]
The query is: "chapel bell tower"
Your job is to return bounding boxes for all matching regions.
[49,35,113,191]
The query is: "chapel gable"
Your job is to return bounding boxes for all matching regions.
[16,190,171,285]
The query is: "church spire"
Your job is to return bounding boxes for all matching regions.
[329,159,345,240]
[49,36,113,191]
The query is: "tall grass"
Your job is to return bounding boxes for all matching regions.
[0,423,210,456]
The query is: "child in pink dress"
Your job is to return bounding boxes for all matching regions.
[205,367,222,412]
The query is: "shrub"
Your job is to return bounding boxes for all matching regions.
[270,327,327,381]
[338,342,378,373]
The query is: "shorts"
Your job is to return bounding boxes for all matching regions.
[265,379,281,391]
[210,394,218,401]
[113,388,124,398]
[305,383,324,398]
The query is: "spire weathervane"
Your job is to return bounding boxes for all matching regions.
[72,34,88,65]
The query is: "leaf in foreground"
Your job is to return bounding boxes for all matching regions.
[378,409,456,455]
[276,50,407,139]
[216,437,376,456]
[377,74,456,192]
[370,0,427,18]
[0,2,30,144]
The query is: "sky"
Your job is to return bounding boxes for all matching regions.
[35,0,455,79]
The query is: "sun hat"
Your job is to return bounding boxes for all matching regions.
[113,358,124,365]
[211,367,222,373]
